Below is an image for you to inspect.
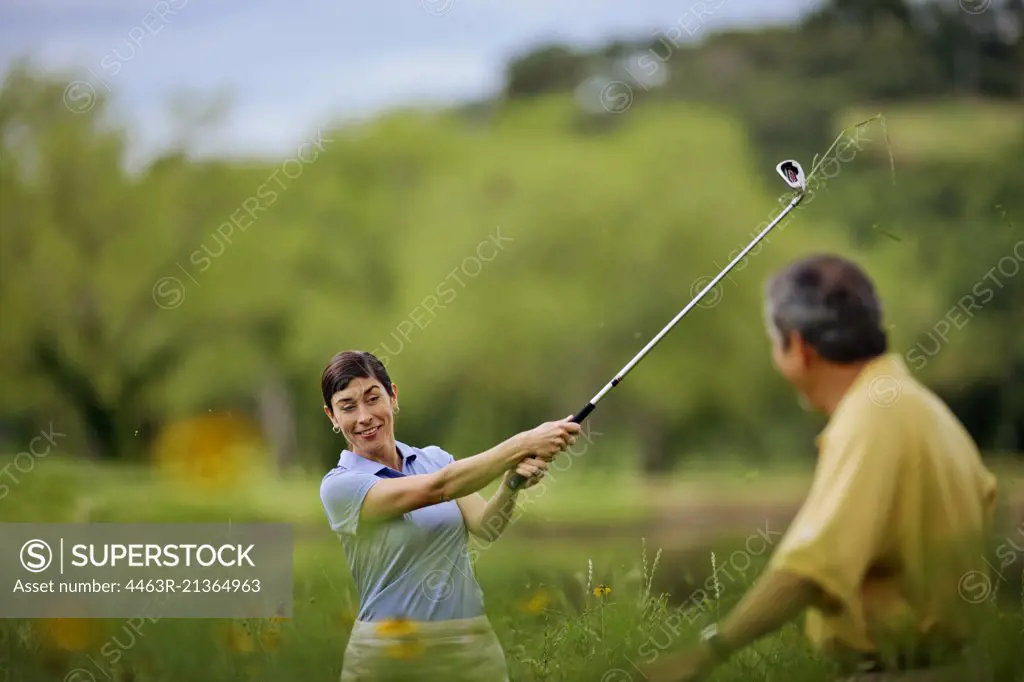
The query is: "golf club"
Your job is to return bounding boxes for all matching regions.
[507,160,808,490]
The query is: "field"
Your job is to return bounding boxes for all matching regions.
[837,99,1024,162]
[3,3,1024,679]
[1,457,1023,681]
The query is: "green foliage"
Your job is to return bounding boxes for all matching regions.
[1,29,1023,470]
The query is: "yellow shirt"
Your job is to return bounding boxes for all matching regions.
[768,353,999,656]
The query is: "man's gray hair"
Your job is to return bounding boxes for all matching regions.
[763,254,888,363]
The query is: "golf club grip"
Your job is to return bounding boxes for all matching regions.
[506,403,595,490]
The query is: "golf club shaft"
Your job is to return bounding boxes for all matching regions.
[507,193,804,490]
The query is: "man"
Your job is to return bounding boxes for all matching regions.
[648,253,999,681]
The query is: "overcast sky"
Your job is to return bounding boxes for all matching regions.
[0,0,823,162]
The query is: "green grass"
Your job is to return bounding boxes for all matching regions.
[1,457,657,526]
[2,458,1023,681]
[5,455,1019,526]
[0,457,801,526]
[0,458,327,525]
[3,535,1022,682]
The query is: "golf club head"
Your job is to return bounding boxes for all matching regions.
[776,160,806,192]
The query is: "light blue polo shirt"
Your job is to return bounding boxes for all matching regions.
[319,440,485,622]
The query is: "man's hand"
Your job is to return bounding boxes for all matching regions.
[644,643,716,682]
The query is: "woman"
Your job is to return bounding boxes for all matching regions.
[319,350,581,682]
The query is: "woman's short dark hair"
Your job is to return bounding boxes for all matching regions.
[764,253,888,363]
[321,351,393,407]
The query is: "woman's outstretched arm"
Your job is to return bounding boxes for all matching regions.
[350,420,577,524]
[456,457,548,541]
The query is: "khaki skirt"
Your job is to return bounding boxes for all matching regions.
[339,615,509,682]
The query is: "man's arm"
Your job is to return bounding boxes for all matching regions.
[644,403,904,681]
[643,570,833,682]
[715,568,838,654]
[714,416,898,655]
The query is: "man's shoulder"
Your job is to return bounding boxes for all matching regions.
[829,367,977,458]
[840,368,940,425]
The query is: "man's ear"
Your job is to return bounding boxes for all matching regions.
[790,331,815,369]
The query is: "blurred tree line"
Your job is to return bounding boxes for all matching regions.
[0,0,1021,473]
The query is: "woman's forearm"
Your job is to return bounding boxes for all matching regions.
[474,486,519,542]
[434,437,526,501]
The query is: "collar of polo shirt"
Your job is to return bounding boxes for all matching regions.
[337,441,418,478]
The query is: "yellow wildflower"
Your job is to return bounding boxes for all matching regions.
[375,617,418,638]
[593,584,612,597]
[153,414,262,490]
[520,589,550,614]
[268,603,290,623]
[36,618,101,652]
[222,622,254,653]
[259,625,283,651]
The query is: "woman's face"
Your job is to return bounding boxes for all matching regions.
[324,377,399,453]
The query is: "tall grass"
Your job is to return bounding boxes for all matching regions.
[3,536,1021,682]
[2,459,1022,681]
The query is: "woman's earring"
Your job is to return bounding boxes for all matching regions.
[394,405,400,415]
[332,424,341,434]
